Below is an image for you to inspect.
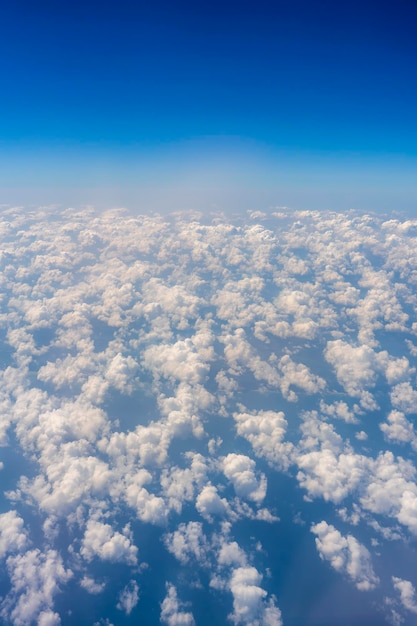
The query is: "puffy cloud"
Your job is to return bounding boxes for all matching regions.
[359,451,417,534]
[124,474,169,525]
[392,577,417,614]
[164,522,209,566]
[17,450,112,517]
[160,584,195,626]
[311,521,379,591]
[217,540,247,568]
[3,205,417,625]
[233,410,293,470]
[229,567,267,623]
[143,334,212,387]
[1,549,72,626]
[117,580,139,615]
[390,383,417,414]
[196,485,230,521]
[222,453,267,504]
[324,340,380,409]
[296,414,366,503]
[160,453,208,514]
[0,511,29,559]
[355,430,368,441]
[37,611,61,626]
[380,410,417,450]
[80,576,106,595]
[296,449,366,503]
[104,353,138,393]
[276,354,325,400]
[319,400,359,424]
[228,567,283,626]
[80,520,138,566]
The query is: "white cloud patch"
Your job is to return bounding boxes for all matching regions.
[380,411,417,449]
[228,566,283,626]
[80,520,138,566]
[117,580,139,615]
[222,453,267,504]
[311,521,379,591]
[80,576,106,595]
[1,549,72,626]
[390,383,417,414]
[160,584,195,626]
[2,206,417,624]
[164,522,209,566]
[0,511,29,559]
[392,577,417,614]
[324,341,380,409]
[196,485,230,521]
[233,410,293,470]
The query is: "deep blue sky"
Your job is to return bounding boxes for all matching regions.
[1,0,416,212]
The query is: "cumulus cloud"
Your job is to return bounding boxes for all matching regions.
[117,580,139,615]
[319,400,359,424]
[311,521,379,591]
[228,567,283,626]
[0,549,72,626]
[80,520,138,565]
[2,206,417,624]
[324,340,380,409]
[390,383,417,414]
[0,511,29,559]
[217,540,247,568]
[222,453,267,504]
[233,410,293,470]
[380,410,417,449]
[196,485,230,521]
[160,584,195,626]
[80,576,106,595]
[392,577,417,614]
[164,522,209,566]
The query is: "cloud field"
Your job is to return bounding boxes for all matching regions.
[0,206,417,625]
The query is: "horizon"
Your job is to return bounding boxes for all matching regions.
[0,0,416,213]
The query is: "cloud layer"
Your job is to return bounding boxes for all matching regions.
[0,206,417,624]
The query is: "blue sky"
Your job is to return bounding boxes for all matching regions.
[1,0,416,212]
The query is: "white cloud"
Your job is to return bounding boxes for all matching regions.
[311,521,379,591]
[228,566,283,626]
[164,522,209,566]
[296,414,366,503]
[80,520,138,566]
[380,411,417,449]
[105,353,138,393]
[233,410,293,470]
[359,451,417,534]
[1,549,72,626]
[196,485,229,521]
[229,567,267,623]
[160,584,195,626]
[392,577,417,614]
[319,400,359,424]
[37,611,61,626]
[217,540,247,568]
[390,383,417,414]
[355,430,368,441]
[277,354,326,399]
[3,206,417,625]
[324,340,379,409]
[222,453,267,504]
[80,576,106,595]
[0,511,29,559]
[124,475,169,525]
[117,580,139,615]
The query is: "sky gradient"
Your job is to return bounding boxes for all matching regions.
[1,0,416,212]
